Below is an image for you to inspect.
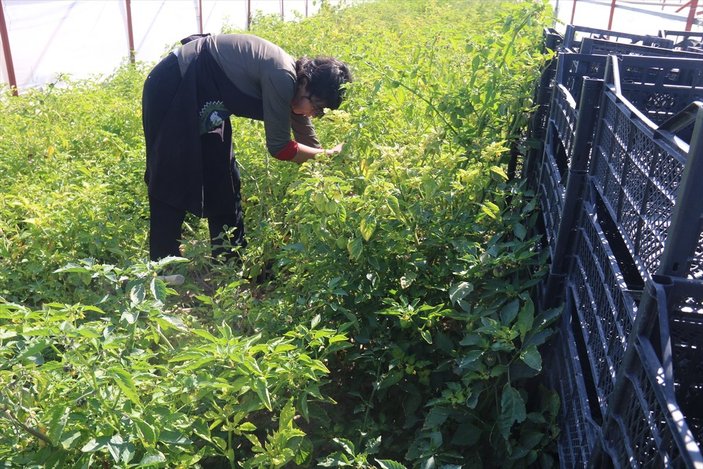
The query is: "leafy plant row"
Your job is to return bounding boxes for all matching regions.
[0,0,558,467]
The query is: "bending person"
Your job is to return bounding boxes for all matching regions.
[142,33,352,261]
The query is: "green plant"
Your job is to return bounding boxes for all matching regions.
[0,0,559,466]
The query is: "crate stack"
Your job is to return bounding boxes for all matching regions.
[528,25,703,468]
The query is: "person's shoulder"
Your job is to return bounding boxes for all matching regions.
[214,33,279,49]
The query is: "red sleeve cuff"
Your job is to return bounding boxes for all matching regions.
[274,140,298,161]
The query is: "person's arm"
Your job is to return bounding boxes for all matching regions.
[291,113,320,148]
[291,142,343,164]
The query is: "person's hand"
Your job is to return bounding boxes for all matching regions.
[323,143,344,156]
[292,142,344,164]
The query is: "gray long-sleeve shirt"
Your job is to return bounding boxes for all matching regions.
[177,34,320,155]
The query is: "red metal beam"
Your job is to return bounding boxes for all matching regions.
[608,0,616,29]
[0,0,18,95]
[125,0,135,63]
[686,0,699,31]
[571,0,577,25]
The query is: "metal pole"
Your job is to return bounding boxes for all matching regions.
[305,0,308,17]
[685,0,699,31]
[246,0,251,30]
[570,0,577,25]
[608,0,616,29]
[0,0,17,95]
[125,0,135,63]
[197,0,203,34]
[280,0,284,20]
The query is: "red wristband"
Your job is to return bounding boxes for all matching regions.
[275,140,298,161]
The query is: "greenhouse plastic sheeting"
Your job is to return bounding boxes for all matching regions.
[0,0,322,90]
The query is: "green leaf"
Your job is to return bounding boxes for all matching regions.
[459,333,484,346]
[524,329,553,348]
[155,314,186,331]
[0,328,17,340]
[516,298,535,341]
[311,314,321,329]
[360,215,377,241]
[457,350,483,370]
[333,437,356,456]
[489,165,509,181]
[347,237,363,261]
[130,283,145,306]
[253,377,273,411]
[481,201,500,219]
[133,418,157,445]
[535,306,563,329]
[423,406,450,429]
[387,194,403,219]
[76,326,101,339]
[421,456,437,469]
[136,450,166,467]
[451,422,481,446]
[81,435,110,453]
[120,310,139,324]
[520,346,542,372]
[513,222,527,240]
[449,281,473,305]
[400,271,417,289]
[192,328,219,343]
[520,429,546,450]
[498,384,527,440]
[419,329,432,344]
[60,431,82,450]
[107,434,135,464]
[376,459,407,469]
[500,299,520,325]
[108,365,141,406]
[299,393,310,422]
[46,405,69,445]
[159,430,191,445]
[279,400,296,430]
[238,422,257,433]
[150,277,168,302]
[365,435,382,455]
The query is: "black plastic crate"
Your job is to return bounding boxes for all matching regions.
[534,85,575,249]
[534,54,605,247]
[530,28,564,137]
[589,55,703,281]
[612,55,703,127]
[564,24,674,52]
[554,52,608,105]
[524,28,564,183]
[601,335,703,468]
[654,277,703,446]
[536,140,565,255]
[659,29,703,50]
[546,292,601,468]
[580,37,703,58]
[566,198,639,415]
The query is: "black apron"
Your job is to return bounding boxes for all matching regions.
[142,36,265,218]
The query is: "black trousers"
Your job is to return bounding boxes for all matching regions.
[149,196,245,261]
[144,54,246,262]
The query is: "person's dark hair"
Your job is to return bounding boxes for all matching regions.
[295,56,352,110]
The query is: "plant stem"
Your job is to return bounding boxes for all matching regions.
[1,408,54,447]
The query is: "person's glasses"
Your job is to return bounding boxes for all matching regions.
[303,95,325,117]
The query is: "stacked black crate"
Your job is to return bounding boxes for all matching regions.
[532,24,703,467]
